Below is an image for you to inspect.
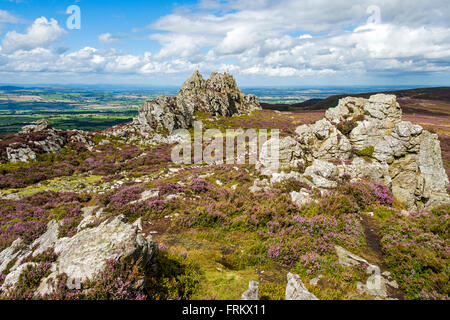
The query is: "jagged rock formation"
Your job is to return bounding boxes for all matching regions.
[1,119,93,163]
[0,214,157,297]
[134,71,261,134]
[258,94,449,210]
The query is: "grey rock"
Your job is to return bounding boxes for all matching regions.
[0,238,27,274]
[1,263,38,293]
[257,93,449,210]
[335,245,369,267]
[31,220,60,257]
[0,215,158,297]
[21,119,52,133]
[285,273,318,300]
[303,160,340,188]
[242,280,259,300]
[6,146,36,163]
[290,189,314,207]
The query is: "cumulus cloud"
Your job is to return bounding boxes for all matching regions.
[1,17,66,54]
[0,0,449,82]
[0,9,20,24]
[147,0,450,77]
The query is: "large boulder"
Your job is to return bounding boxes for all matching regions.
[285,273,318,300]
[0,214,157,298]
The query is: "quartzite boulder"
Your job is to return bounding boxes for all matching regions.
[0,214,157,297]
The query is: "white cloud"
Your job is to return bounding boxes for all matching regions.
[1,17,66,54]
[98,33,120,45]
[0,9,20,24]
[1,1,450,83]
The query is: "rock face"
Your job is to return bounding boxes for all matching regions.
[135,71,261,134]
[1,119,93,163]
[0,213,157,297]
[257,94,449,210]
[285,272,318,300]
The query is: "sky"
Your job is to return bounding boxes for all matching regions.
[0,0,449,87]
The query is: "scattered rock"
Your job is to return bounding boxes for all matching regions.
[334,245,369,267]
[285,273,318,300]
[242,280,259,300]
[334,246,399,299]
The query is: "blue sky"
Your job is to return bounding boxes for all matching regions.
[0,0,449,87]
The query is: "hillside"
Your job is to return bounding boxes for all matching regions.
[0,73,448,301]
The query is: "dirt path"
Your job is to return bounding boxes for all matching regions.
[360,214,405,300]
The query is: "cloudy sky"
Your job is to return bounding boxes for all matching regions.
[0,0,449,86]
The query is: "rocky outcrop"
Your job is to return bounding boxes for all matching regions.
[1,119,93,163]
[134,71,261,134]
[257,94,449,210]
[0,213,157,298]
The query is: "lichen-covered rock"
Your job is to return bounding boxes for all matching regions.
[303,159,340,188]
[257,136,304,174]
[0,238,28,274]
[290,189,314,206]
[335,246,399,299]
[0,214,157,297]
[21,119,52,133]
[6,146,36,163]
[314,127,352,160]
[2,119,92,163]
[325,96,367,124]
[285,273,318,300]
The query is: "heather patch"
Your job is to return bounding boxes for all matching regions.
[380,205,450,300]
[4,262,53,300]
[41,259,148,300]
[0,191,91,250]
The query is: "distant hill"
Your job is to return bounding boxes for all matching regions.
[0,86,24,91]
[261,87,450,112]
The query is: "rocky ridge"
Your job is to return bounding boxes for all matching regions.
[1,119,93,163]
